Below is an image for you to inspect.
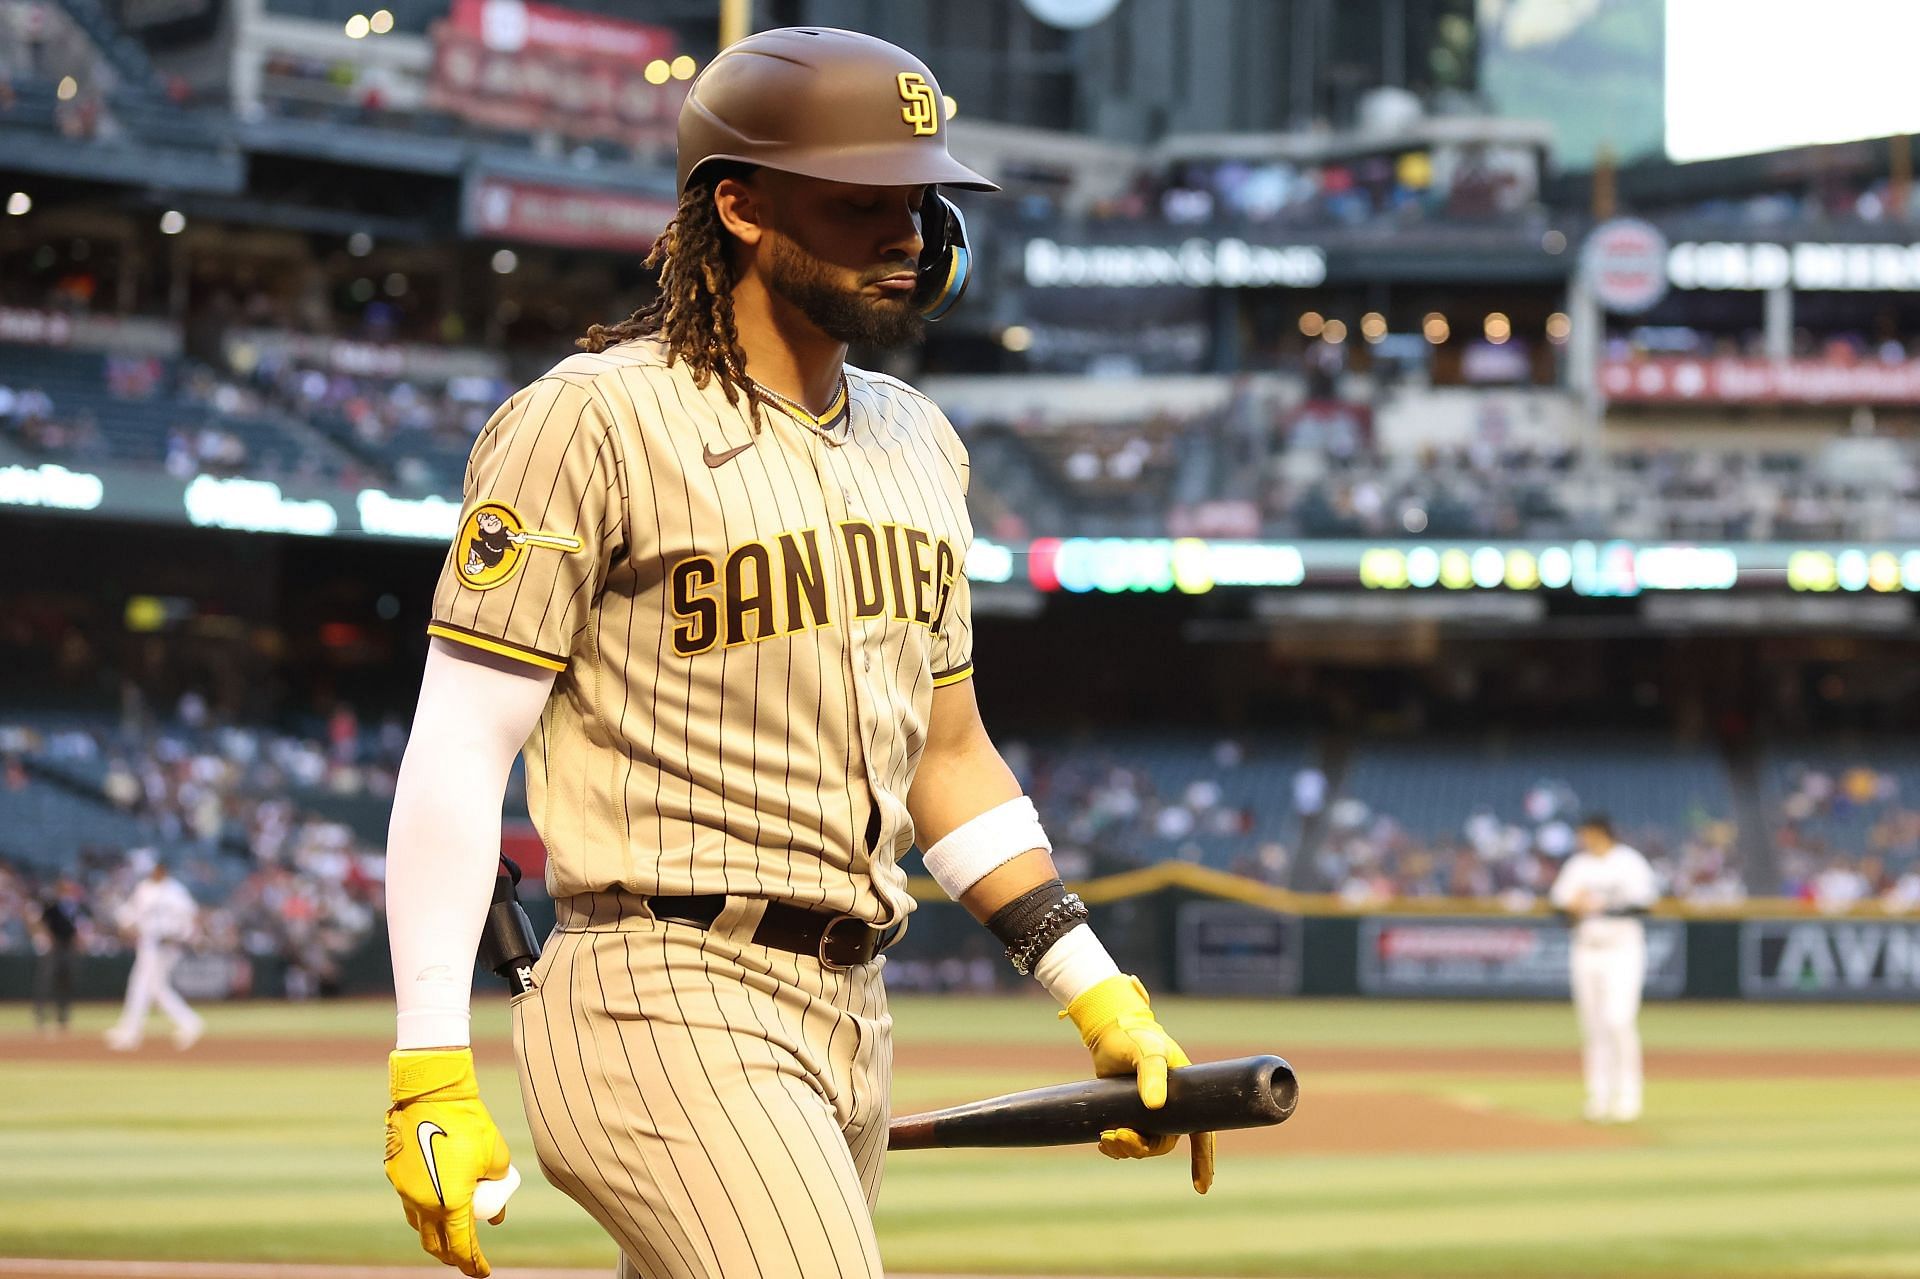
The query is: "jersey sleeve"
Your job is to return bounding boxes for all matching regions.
[929,417,974,687]
[1626,852,1661,907]
[427,376,626,672]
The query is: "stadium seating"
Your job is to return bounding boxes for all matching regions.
[1340,734,1735,842]
[0,343,360,478]
[1764,744,1920,883]
[1013,730,1314,873]
[0,775,159,870]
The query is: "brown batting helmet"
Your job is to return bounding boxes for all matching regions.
[676,27,998,194]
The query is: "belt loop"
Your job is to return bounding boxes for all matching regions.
[711,896,768,946]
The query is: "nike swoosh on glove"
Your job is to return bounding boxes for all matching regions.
[1065,973,1217,1194]
[385,1049,514,1277]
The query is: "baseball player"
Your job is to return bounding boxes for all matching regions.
[381,27,1216,1279]
[105,855,205,1051]
[1549,814,1659,1123]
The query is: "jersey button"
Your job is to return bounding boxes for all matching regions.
[864,656,873,672]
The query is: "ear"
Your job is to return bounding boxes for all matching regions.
[712,175,766,248]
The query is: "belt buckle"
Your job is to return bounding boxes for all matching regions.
[817,913,870,971]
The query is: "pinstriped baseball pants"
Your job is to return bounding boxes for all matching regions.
[511,891,892,1279]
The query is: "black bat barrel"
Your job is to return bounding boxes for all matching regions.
[889,1054,1298,1150]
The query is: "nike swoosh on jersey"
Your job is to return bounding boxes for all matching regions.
[703,440,754,467]
[416,1120,448,1206]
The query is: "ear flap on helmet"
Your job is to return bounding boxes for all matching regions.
[914,191,971,321]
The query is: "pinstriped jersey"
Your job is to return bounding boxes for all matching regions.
[427,337,974,925]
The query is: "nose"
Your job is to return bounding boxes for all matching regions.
[882,194,924,263]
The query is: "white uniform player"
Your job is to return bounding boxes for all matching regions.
[1549,816,1659,1122]
[105,857,205,1051]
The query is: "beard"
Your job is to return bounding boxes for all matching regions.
[766,232,926,350]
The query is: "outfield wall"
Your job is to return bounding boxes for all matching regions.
[7,867,1916,1003]
[888,883,1919,1002]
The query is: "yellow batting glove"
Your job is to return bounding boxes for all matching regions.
[1065,974,1217,1194]
[384,1049,514,1277]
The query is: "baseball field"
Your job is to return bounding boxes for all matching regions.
[1,994,1915,1279]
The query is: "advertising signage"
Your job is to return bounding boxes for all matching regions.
[467,176,677,254]
[1667,240,1920,292]
[1174,902,1301,996]
[429,0,686,143]
[1600,356,1920,404]
[1022,237,1328,289]
[1358,916,1687,998]
[1740,920,1920,1000]
[20,477,1920,606]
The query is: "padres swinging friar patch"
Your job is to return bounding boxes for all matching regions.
[455,501,583,591]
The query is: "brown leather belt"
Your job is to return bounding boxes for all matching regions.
[646,894,900,970]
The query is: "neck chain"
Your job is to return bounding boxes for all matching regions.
[724,356,848,436]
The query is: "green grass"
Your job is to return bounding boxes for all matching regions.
[2,998,1915,1277]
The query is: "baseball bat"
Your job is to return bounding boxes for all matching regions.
[887,1054,1297,1150]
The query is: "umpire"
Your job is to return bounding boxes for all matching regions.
[31,875,87,1035]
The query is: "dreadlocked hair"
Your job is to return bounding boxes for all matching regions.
[578,165,757,421]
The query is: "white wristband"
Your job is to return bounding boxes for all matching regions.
[1034,924,1122,1007]
[922,796,1051,899]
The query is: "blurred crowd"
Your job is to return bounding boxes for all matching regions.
[0,348,346,485]
[1,847,381,998]
[1773,762,1920,913]
[239,347,507,492]
[1010,142,1544,229]
[0,695,399,991]
[1307,795,1748,910]
[0,380,105,458]
[1006,736,1287,885]
[1271,439,1920,543]
[15,309,1920,544]
[31,690,404,851]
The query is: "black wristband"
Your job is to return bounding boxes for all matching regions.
[985,879,1092,976]
[1009,894,1089,975]
[984,878,1067,948]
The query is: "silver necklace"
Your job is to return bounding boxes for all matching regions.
[750,372,847,427]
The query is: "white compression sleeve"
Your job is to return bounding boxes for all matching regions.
[388,641,556,1049]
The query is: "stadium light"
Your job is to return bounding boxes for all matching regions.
[159,210,186,235]
[1322,318,1348,344]
[5,193,30,217]
[344,13,370,38]
[1000,325,1033,352]
[670,55,698,80]
[1422,312,1449,344]
[369,8,394,34]
[1360,311,1387,342]
[347,231,373,257]
[943,95,958,120]
[645,59,672,85]
[1541,229,1568,254]
[491,249,519,274]
[1298,311,1323,337]
[1546,312,1572,344]
[384,273,408,297]
[1484,312,1511,344]
[56,76,78,101]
